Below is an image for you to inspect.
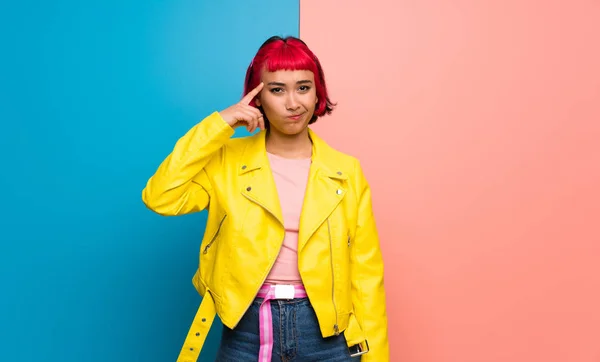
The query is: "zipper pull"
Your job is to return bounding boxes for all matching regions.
[203,245,210,254]
[347,236,351,247]
[334,324,340,336]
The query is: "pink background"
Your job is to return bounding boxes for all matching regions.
[301,1,600,361]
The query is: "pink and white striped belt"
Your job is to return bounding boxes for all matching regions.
[256,284,307,362]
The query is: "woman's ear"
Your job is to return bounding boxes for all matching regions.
[255,97,262,107]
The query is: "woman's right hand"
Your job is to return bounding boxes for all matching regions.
[219,82,265,133]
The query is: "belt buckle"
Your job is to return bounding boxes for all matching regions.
[348,340,369,357]
[274,284,295,299]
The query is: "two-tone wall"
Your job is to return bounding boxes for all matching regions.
[1,1,599,361]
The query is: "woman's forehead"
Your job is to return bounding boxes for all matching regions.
[261,69,315,82]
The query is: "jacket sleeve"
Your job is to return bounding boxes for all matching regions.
[142,112,234,216]
[350,159,390,361]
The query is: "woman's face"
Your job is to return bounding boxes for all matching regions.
[256,69,318,136]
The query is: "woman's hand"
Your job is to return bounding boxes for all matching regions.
[219,82,265,133]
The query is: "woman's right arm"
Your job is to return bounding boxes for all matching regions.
[142,112,234,215]
[142,83,265,216]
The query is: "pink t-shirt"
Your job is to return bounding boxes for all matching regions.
[264,152,311,285]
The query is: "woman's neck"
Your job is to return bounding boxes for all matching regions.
[265,128,312,159]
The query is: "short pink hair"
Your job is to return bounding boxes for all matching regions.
[243,36,335,124]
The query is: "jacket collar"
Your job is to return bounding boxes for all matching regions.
[237,128,347,180]
[238,128,348,250]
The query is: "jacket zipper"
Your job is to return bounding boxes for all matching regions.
[327,218,340,335]
[203,214,227,254]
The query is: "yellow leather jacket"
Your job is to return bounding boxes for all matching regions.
[142,112,389,361]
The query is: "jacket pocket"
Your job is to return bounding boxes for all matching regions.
[202,213,227,255]
[199,213,227,295]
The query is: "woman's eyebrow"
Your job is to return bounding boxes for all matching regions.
[267,80,313,86]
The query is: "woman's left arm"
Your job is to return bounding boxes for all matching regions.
[349,159,390,361]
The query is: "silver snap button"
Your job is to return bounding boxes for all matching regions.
[337,171,342,175]
[246,186,251,191]
[241,165,247,170]
[336,189,343,195]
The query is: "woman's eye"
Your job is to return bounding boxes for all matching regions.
[270,88,283,94]
[299,86,311,92]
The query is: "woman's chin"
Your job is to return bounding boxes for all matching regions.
[270,121,309,136]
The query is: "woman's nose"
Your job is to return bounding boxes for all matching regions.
[285,94,300,111]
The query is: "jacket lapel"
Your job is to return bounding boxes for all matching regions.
[239,131,284,225]
[298,129,348,251]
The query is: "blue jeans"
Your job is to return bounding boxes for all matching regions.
[216,297,361,361]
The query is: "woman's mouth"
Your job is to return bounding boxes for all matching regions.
[288,113,304,121]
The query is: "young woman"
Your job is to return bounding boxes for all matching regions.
[142,36,389,362]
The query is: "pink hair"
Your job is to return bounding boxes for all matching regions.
[243,36,335,124]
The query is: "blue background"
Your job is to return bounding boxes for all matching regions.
[0,1,299,361]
